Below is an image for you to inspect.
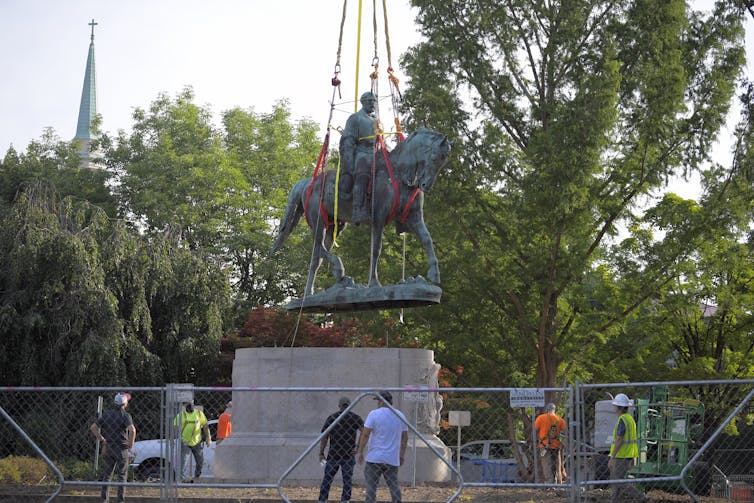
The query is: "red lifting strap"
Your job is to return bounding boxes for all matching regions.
[401,187,420,224]
[304,132,332,229]
[392,133,418,223]
[305,134,417,229]
[379,134,417,225]
[377,134,401,224]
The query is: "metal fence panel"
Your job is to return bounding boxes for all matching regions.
[576,380,754,503]
[0,381,752,502]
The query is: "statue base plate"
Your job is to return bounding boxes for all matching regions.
[285,276,441,313]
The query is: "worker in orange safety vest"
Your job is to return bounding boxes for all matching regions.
[534,402,566,483]
[217,401,232,442]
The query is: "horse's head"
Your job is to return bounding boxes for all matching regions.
[395,128,452,193]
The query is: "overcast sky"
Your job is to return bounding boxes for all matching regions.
[0,0,751,178]
[0,0,421,153]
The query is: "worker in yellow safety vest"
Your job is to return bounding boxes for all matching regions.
[174,401,212,482]
[608,393,648,503]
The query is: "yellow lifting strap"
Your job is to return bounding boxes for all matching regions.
[334,0,403,242]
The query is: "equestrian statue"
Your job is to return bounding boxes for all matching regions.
[272,95,451,310]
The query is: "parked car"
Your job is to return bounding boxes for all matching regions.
[130,419,218,481]
[452,439,529,483]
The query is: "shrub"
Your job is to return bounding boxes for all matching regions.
[57,457,96,481]
[0,456,55,484]
[0,457,21,483]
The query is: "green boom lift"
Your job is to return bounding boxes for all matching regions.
[629,386,708,493]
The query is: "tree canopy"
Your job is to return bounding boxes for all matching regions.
[0,89,319,386]
[399,0,752,386]
[0,182,228,385]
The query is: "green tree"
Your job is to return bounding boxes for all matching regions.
[221,101,321,320]
[0,180,230,385]
[109,89,321,322]
[143,235,230,384]
[401,0,747,386]
[0,183,132,385]
[112,88,235,250]
[610,83,754,385]
[0,128,115,216]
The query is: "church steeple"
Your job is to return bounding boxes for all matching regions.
[74,19,100,167]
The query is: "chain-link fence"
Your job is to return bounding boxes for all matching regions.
[1,381,753,502]
[574,381,754,502]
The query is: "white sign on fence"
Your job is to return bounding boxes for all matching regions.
[510,388,545,408]
[170,383,194,404]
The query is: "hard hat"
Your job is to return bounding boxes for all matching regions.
[545,403,556,412]
[612,393,631,407]
[114,392,131,405]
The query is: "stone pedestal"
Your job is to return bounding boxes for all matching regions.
[215,347,451,485]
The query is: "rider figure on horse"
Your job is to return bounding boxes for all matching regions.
[340,91,378,224]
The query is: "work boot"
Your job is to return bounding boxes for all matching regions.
[351,182,369,224]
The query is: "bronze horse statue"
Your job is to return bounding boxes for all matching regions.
[272,127,452,296]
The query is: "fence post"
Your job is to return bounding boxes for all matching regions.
[93,395,103,475]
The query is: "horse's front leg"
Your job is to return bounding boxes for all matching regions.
[414,219,440,284]
[368,221,384,288]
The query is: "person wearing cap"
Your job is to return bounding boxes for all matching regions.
[90,392,136,503]
[173,400,212,482]
[217,401,232,442]
[318,396,364,503]
[534,402,566,483]
[608,393,647,502]
[340,90,378,223]
[356,391,408,503]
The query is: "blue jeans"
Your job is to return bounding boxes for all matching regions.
[100,447,129,502]
[181,442,204,479]
[318,457,355,502]
[364,462,401,503]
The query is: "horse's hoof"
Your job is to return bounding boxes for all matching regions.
[338,276,356,287]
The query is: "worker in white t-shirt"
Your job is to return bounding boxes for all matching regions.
[356,391,408,503]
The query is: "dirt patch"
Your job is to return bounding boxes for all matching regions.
[0,485,568,502]
[0,484,730,502]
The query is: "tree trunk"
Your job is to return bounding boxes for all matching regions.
[536,292,561,390]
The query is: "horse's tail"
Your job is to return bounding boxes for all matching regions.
[271,178,309,253]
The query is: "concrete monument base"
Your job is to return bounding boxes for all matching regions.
[214,347,451,485]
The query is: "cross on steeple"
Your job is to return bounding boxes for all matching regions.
[89,18,97,41]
